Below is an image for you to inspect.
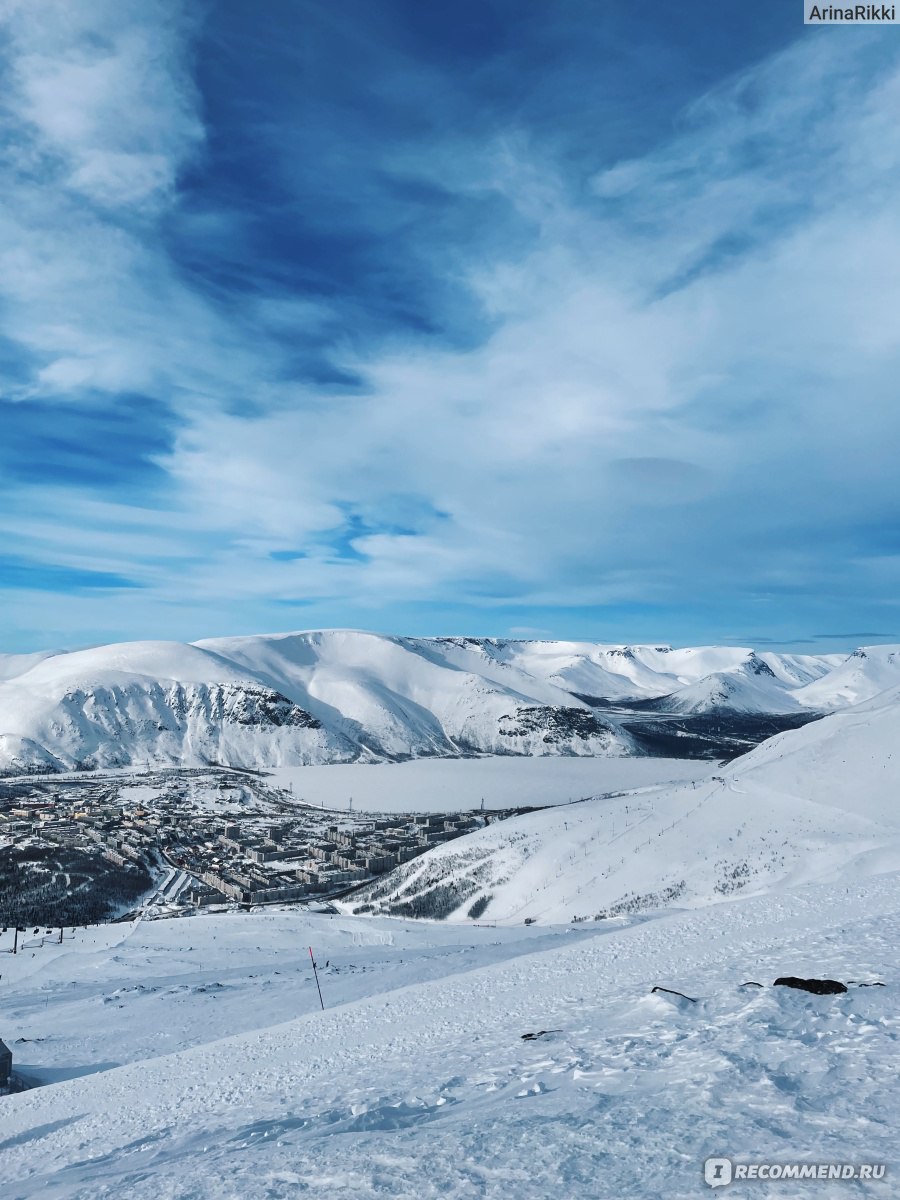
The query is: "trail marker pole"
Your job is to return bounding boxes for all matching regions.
[309,946,325,1010]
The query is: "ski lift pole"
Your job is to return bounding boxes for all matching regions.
[309,946,325,1010]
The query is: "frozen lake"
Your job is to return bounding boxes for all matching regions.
[268,755,712,813]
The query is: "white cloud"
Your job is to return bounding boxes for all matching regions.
[151,30,900,617]
[2,0,202,207]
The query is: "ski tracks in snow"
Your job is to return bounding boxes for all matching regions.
[3,874,900,1198]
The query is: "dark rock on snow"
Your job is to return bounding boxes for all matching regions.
[774,976,848,995]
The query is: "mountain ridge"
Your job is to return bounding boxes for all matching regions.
[0,630,890,774]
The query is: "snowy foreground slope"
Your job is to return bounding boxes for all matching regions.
[0,629,875,773]
[1,877,898,1198]
[349,687,900,922]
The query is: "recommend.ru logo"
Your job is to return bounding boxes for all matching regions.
[704,1158,886,1187]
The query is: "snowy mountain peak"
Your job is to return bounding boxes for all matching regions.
[745,653,777,678]
[794,642,900,709]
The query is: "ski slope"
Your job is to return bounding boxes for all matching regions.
[1,875,897,1198]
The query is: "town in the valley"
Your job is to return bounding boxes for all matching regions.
[0,767,505,919]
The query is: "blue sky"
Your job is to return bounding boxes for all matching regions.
[2,0,900,653]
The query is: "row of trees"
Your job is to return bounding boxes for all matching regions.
[0,845,152,927]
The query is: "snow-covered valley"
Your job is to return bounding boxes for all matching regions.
[344,683,900,924]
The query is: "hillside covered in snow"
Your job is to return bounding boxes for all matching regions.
[0,630,895,774]
[348,682,900,924]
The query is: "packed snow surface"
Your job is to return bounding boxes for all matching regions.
[0,630,857,773]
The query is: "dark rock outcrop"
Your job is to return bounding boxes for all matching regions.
[774,976,848,995]
[498,705,619,746]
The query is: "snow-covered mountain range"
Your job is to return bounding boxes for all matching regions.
[5,682,900,1185]
[0,630,895,773]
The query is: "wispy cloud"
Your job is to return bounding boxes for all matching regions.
[1,5,899,652]
[4,0,202,207]
[813,632,898,640]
